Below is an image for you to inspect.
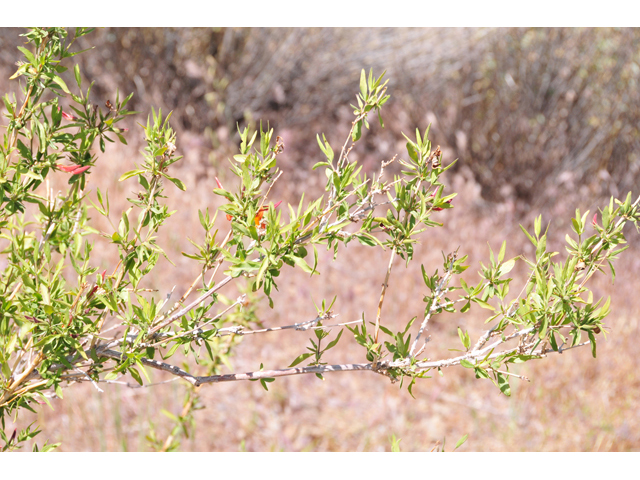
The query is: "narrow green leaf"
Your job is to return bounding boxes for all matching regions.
[17,46,36,65]
[454,434,468,450]
[288,352,313,367]
[474,298,495,311]
[519,224,537,247]
[51,76,71,94]
[496,372,511,396]
[498,240,506,263]
[119,169,145,182]
[129,367,143,386]
[163,174,186,191]
[588,331,597,358]
[325,329,344,350]
[359,69,367,99]
[74,64,82,88]
[352,120,362,142]
[498,258,516,277]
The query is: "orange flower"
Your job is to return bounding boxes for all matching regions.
[252,206,271,226]
[226,201,282,226]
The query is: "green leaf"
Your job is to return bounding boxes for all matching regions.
[539,315,548,339]
[74,64,82,88]
[163,174,186,191]
[119,169,145,182]
[356,233,383,247]
[498,258,516,277]
[454,434,468,450]
[2,95,15,116]
[519,224,537,247]
[9,63,29,79]
[292,254,316,275]
[496,372,511,396]
[135,359,151,382]
[129,367,143,386]
[51,76,71,94]
[260,377,275,391]
[36,392,55,411]
[164,342,180,359]
[536,234,547,260]
[457,327,470,350]
[498,240,506,263]
[473,298,495,311]
[17,46,36,65]
[325,329,344,351]
[588,331,597,358]
[17,139,32,161]
[406,142,419,162]
[288,352,313,367]
[255,256,271,287]
[54,383,63,399]
[352,120,362,142]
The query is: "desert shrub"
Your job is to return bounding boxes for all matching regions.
[0,28,638,452]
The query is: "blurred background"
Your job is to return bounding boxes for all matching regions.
[1,27,640,451]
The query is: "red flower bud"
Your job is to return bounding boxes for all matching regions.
[70,165,90,175]
[61,110,76,121]
[592,213,598,226]
[57,164,78,172]
[57,164,90,175]
[88,285,99,298]
[215,176,224,190]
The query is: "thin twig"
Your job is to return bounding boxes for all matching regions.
[226,313,339,336]
[145,296,245,348]
[409,269,453,357]
[73,367,104,393]
[258,170,283,210]
[374,248,396,345]
[147,274,235,336]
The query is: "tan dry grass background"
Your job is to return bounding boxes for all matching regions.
[2,28,640,451]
